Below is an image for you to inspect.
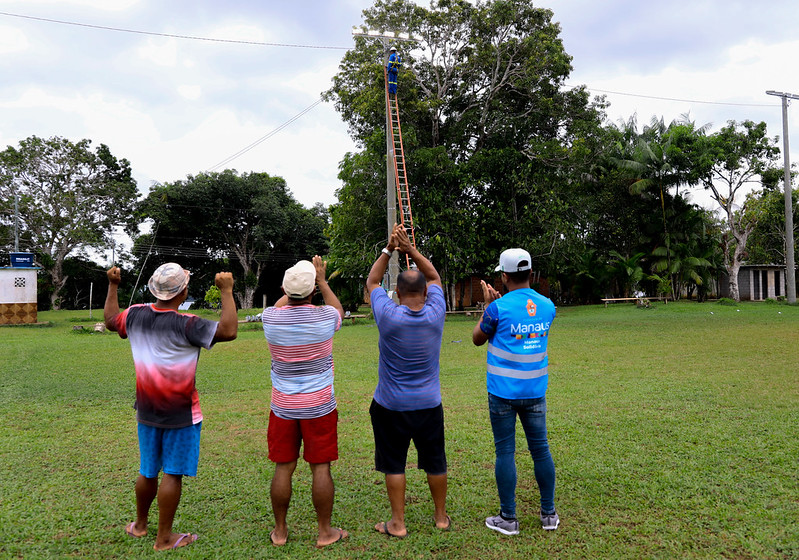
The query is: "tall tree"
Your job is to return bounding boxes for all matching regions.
[744,185,798,268]
[0,136,138,309]
[325,0,606,305]
[611,116,707,298]
[692,121,781,301]
[138,170,327,309]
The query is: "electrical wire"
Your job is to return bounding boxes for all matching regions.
[207,97,324,171]
[128,221,159,307]
[569,84,776,108]
[0,11,349,50]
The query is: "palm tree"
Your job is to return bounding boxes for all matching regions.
[608,250,645,297]
[611,115,709,299]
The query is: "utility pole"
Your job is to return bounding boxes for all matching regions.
[14,192,19,252]
[766,90,798,303]
[352,27,420,294]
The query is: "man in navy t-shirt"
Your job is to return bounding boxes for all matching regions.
[472,248,560,535]
[366,223,450,538]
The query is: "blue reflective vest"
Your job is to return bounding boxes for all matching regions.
[480,288,556,399]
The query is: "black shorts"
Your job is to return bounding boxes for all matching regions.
[369,399,447,475]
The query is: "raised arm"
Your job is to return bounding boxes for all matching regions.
[472,279,501,346]
[213,272,238,342]
[314,255,344,319]
[394,224,441,288]
[366,229,398,294]
[104,266,122,331]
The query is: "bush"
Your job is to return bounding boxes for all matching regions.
[717,297,737,306]
[204,285,221,309]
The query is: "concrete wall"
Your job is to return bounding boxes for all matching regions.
[719,266,790,301]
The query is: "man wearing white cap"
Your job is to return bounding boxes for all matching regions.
[104,263,238,550]
[472,248,559,534]
[261,255,347,549]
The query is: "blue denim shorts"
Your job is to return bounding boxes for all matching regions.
[137,422,202,478]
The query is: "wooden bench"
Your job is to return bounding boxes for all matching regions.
[344,313,368,324]
[601,297,668,307]
[445,310,482,318]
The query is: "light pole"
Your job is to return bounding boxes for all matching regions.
[766,90,798,303]
[352,27,420,293]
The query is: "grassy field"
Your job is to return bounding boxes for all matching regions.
[0,302,797,559]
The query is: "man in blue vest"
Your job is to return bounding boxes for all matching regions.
[472,248,559,535]
[387,46,401,95]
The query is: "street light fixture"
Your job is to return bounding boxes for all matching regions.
[765,90,798,303]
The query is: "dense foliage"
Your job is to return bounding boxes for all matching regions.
[0,136,138,309]
[325,0,788,305]
[135,170,329,309]
[0,1,792,308]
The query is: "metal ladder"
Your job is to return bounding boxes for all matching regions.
[385,69,417,266]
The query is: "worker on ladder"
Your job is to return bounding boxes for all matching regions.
[387,46,401,95]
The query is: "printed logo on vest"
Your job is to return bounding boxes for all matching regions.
[526,299,537,317]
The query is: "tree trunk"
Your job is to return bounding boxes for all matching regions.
[446,282,455,312]
[726,261,741,302]
[239,286,255,310]
[49,259,68,310]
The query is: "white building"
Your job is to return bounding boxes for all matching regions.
[0,253,39,324]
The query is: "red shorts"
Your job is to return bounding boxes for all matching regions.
[267,409,338,464]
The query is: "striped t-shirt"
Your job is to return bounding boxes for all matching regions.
[262,304,342,420]
[370,283,445,411]
[112,304,218,428]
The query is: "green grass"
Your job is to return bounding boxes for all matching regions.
[1,302,797,559]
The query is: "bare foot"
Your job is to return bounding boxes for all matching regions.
[316,527,348,548]
[375,520,408,538]
[270,528,287,546]
[125,521,147,538]
[434,514,452,530]
[153,532,198,551]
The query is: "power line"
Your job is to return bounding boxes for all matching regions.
[130,244,312,261]
[207,97,324,171]
[0,10,350,50]
[570,84,776,108]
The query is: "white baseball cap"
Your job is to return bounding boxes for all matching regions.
[282,260,316,299]
[495,248,532,273]
[148,263,190,301]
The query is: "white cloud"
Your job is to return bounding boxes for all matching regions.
[207,23,267,43]
[0,0,140,10]
[177,85,202,100]
[0,25,27,53]
[135,37,179,68]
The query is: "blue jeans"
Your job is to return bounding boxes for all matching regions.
[488,393,555,518]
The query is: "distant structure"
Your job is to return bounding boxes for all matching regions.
[719,264,796,301]
[0,253,39,324]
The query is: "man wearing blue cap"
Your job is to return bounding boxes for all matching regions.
[472,248,559,534]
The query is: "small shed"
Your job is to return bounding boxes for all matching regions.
[719,264,794,301]
[0,253,40,324]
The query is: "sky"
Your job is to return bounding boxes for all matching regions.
[1,0,798,227]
